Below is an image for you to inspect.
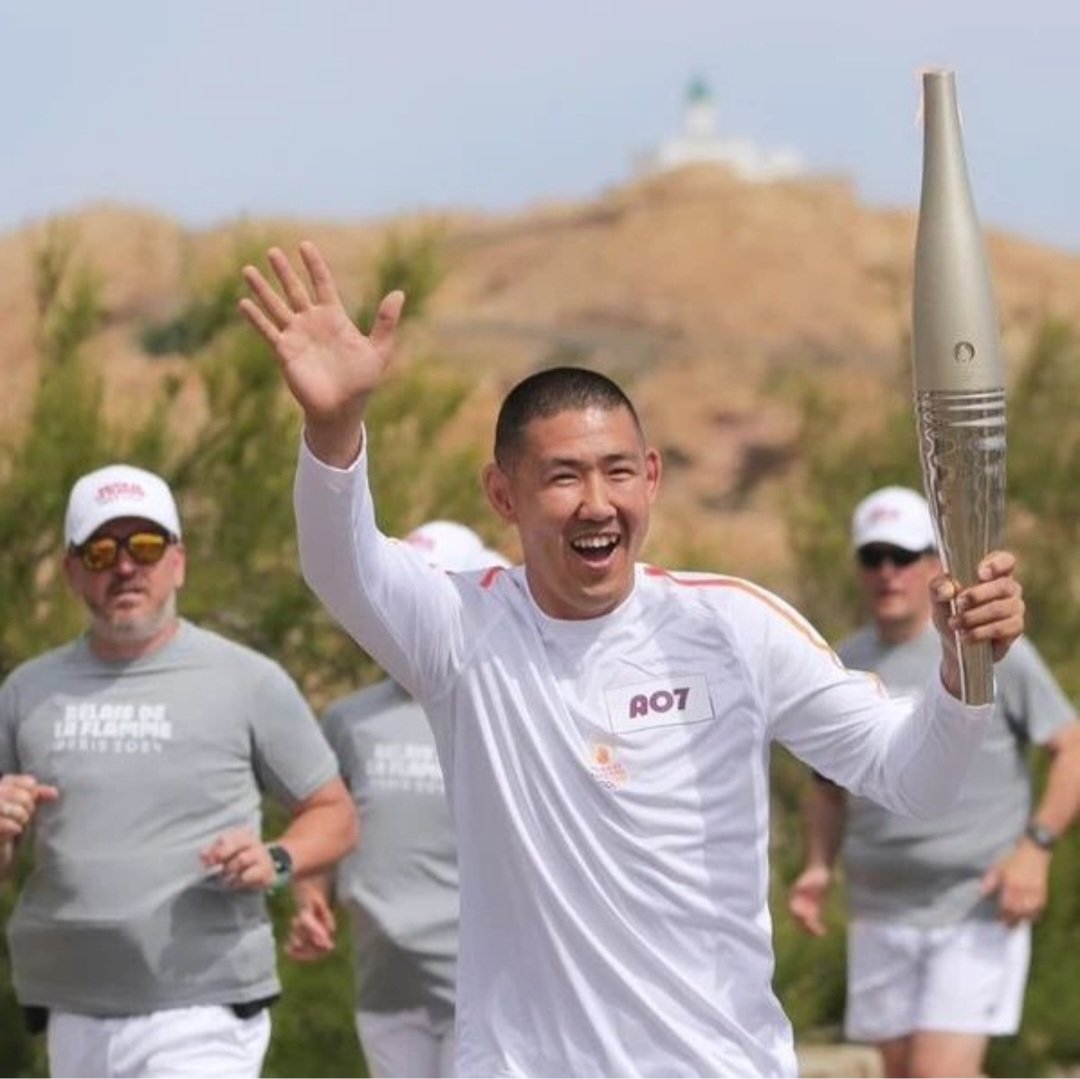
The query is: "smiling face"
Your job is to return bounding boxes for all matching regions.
[64,516,186,659]
[484,404,661,620]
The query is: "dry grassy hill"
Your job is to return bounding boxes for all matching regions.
[4,165,1080,584]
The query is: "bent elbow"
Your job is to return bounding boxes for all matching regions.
[341,807,360,856]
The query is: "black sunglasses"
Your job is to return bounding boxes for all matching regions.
[73,530,174,572]
[857,545,932,570]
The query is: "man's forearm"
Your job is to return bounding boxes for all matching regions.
[276,784,358,879]
[803,780,847,868]
[876,677,992,818]
[1031,725,1080,839]
[294,438,464,697]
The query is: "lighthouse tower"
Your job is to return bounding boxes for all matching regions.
[683,75,716,142]
[639,77,805,182]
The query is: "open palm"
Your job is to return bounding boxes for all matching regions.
[240,241,404,437]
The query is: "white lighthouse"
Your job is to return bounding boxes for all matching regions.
[639,77,805,182]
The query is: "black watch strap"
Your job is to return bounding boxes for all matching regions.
[267,844,294,890]
[1025,821,1057,851]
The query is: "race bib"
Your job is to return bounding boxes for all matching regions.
[605,675,714,733]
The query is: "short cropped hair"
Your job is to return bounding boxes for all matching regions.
[493,366,644,470]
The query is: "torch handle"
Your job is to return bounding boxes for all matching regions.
[916,387,1006,705]
[955,640,996,710]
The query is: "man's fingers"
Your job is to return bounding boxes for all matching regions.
[200,826,255,866]
[3,775,42,791]
[0,775,57,801]
[932,573,1016,606]
[235,857,267,888]
[1000,901,1036,926]
[943,560,1023,647]
[200,836,232,865]
[285,920,332,961]
[953,596,1025,641]
[269,247,313,312]
[977,550,1016,581]
[216,844,270,889]
[956,570,1022,608]
[238,297,281,344]
[302,897,337,935]
[241,265,293,329]
[930,574,959,605]
[954,595,1024,633]
[369,290,405,355]
[788,886,827,937]
[299,241,341,307]
[296,909,334,950]
[0,800,28,828]
[0,778,56,826]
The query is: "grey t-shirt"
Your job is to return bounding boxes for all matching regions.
[837,625,1075,925]
[0,620,338,1016]
[323,680,457,1025]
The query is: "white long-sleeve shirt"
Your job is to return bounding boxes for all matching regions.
[295,440,991,1078]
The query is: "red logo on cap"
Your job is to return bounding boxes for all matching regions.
[95,482,146,504]
[868,506,900,523]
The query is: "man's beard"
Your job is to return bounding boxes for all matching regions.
[92,592,178,648]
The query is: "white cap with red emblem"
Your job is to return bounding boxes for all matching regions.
[65,464,182,546]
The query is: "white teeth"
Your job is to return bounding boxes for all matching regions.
[572,536,618,550]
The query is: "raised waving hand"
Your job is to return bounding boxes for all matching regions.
[239,241,404,467]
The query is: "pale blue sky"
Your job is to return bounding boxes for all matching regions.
[3,1,1078,250]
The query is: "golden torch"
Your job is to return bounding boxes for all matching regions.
[912,69,1007,705]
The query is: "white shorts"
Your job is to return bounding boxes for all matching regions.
[47,1004,271,1078]
[845,917,1031,1042]
[356,1006,455,1078]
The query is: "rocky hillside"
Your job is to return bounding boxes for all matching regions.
[5,165,1080,583]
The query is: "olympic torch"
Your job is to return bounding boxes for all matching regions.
[912,69,1006,705]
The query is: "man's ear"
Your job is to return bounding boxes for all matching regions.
[483,462,516,524]
[62,552,81,593]
[644,446,662,503]
[172,544,187,590]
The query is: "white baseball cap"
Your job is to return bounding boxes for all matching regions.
[65,464,182,547]
[851,486,936,553]
[404,520,508,572]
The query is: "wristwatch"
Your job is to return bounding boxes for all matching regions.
[1025,821,1058,852]
[266,844,294,891]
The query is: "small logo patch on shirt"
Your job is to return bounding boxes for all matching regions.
[587,741,629,789]
[605,675,714,733]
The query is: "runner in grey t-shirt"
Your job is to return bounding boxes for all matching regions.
[836,626,1071,926]
[0,463,357,1079]
[285,521,506,1079]
[788,487,1080,1079]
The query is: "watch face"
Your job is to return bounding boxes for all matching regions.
[269,845,293,877]
[1027,823,1056,850]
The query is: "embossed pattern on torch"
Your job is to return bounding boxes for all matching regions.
[913,70,1006,706]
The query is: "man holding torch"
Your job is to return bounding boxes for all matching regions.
[238,238,1027,1078]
